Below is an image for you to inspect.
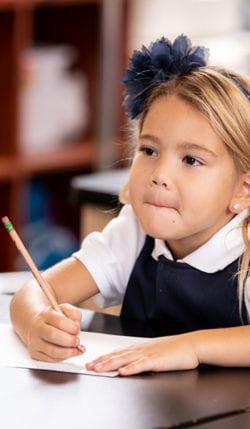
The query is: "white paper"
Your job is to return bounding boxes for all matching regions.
[0,324,147,377]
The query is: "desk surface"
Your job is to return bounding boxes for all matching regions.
[1,294,250,429]
[71,168,130,206]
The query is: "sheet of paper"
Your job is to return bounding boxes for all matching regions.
[0,324,148,377]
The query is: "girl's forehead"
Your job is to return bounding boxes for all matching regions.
[141,95,206,131]
[143,94,199,122]
[156,93,197,110]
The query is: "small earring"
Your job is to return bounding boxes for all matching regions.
[233,203,241,211]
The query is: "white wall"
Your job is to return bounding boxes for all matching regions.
[128,0,250,74]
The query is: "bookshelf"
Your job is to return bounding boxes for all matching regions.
[0,0,128,271]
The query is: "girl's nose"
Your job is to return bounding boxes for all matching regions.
[151,167,169,188]
[152,177,167,188]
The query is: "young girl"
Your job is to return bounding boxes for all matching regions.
[10,35,250,375]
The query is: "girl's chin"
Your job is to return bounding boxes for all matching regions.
[139,214,179,233]
[141,224,178,241]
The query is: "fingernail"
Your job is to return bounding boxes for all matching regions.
[77,344,85,353]
[95,362,104,369]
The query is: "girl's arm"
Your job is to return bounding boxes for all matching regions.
[86,325,250,375]
[10,256,98,361]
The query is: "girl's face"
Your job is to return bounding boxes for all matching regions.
[129,95,244,259]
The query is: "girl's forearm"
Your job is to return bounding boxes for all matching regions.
[193,326,250,367]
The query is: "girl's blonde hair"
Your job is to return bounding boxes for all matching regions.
[120,66,250,316]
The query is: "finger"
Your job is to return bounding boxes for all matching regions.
[38,322,80,349]
[30,340,84,362]
[45,308,81,336]
[86,350,142,372]
[60,303,83,325]
[85,350,127,369]
[118,356,155,375]
[48,307,85,352]
[86,344,139,367]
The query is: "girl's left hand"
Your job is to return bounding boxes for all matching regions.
[85,333,200,375]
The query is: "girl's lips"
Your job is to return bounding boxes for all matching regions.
[145,201,173,209]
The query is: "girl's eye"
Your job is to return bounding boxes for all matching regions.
[139,146,158,157]
[183,155,203,166]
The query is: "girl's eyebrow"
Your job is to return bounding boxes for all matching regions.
[179,142,217,158]
[140,134,217,158]
[139,134,161,144]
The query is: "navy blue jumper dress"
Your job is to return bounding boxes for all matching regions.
[121,236,248,336]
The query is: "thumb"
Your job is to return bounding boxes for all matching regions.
[60,303,83,325]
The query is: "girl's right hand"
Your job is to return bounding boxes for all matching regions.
[27,303,85,362]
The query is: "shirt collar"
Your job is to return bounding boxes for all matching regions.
[152,209,249,273]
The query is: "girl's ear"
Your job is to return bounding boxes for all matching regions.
[230,173,250,214]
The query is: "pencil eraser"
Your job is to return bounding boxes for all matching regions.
[2,216,13,232]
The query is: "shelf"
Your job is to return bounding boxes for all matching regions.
[18,141,97,175]
[0,142,97,180]
[0,0,129,271]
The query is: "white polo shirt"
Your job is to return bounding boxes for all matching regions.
[73,204,250,317]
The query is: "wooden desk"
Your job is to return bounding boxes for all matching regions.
[1,294,250,429]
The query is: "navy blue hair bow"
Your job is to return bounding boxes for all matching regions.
[121,34,209,119]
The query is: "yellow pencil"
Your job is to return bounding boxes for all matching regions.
[2,216,85,353]
[2,216,62,312]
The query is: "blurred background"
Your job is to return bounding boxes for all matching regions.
[0,0,249,272]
